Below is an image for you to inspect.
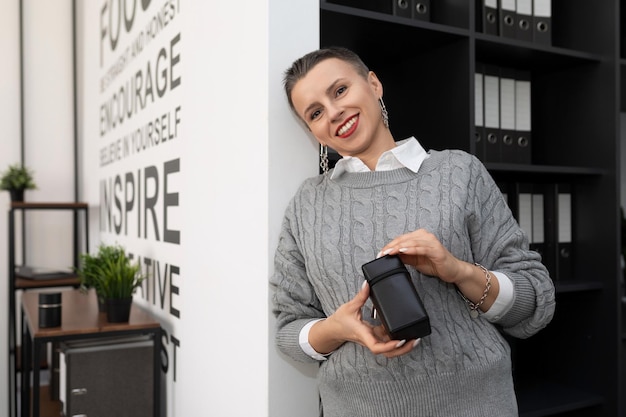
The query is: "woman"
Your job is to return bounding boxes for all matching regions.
[271,46,555,417]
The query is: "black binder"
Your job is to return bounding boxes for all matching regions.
[514,70,532,164]
[499,0,517,38]
[516,0,533,41]
[412,0,431,21]
[392,0,412,17]
[499,68,517,163]
[533,0,551,45]
[530,188,545,260]
[482,0,500,35]
[475,64,486,162]
[557,187,572,280]
[483,65,501,162]
[517,186,533,244]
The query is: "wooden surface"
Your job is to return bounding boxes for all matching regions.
[10,202,88,209]
[16,276,80,290]
[21,289,160,339]
[32,386,61,417]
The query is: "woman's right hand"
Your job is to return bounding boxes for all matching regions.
[309,281,418,358]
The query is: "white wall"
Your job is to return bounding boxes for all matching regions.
[78,0,320,416]
[268,1,321,416]
[0,0,75,414]
[1,0,322,415]
[21,0,76,270]
[0,0,22,411]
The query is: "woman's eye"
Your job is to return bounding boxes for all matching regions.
[336,86,347,96]
[310,109,322,120]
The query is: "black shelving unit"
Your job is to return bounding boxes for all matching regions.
[321,0,621,415]
[7,202,89,417]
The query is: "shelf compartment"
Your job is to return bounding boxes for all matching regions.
[321,0,470,32]
[517,381,604,417]
[28,385,62,417]
[486,164,606,175]
[475,35,604,73]
[486,162,607,178]
[554,280,604,293]
[321,5,469,62]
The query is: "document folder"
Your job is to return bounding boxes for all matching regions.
[392,0,412,17]
[499,0,517,38]
[516,0,533,41]
[475,65,486,162]
[533,0,551,45]
[518,189,533,244]
[514,71,532,164]
[499,68,517,163]
[482,0,500,35]
[483,65,501,162]
[413,0,431,21]
[530,190,545,260]
[558,190,572,280]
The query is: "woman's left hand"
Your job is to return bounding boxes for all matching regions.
[377,229,467,284]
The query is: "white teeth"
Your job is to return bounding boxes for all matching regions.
[338,117,356,136]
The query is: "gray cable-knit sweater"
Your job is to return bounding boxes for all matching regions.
[271,149,555,417]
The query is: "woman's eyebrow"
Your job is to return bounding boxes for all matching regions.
[302,79,343,117]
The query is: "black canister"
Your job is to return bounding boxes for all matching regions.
[39,292,62,328]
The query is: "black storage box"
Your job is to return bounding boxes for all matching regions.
[362,255,431,340]
[59,336,154,417]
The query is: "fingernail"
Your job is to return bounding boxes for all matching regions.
[395,340,407,348]
[376,251,383,259]
[361,280,368,290]
[399,248,408,253]
[382,249,392,256]
[413,338,421,348]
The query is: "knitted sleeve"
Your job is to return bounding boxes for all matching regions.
[462,152,556,339]
[270,193,326,363]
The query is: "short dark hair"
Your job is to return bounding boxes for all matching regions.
[283,47,370,112]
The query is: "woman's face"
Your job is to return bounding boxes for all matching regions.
[291,58,388,161]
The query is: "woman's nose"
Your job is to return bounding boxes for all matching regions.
[327,103,344,123]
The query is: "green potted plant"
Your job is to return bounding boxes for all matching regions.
[77,244,117,311]
[0,163,37,202]
[76,244,144,322]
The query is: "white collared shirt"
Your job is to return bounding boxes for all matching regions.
[330,137,429,178]
[300,137,514,360]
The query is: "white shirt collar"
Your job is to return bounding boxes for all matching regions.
[331,137,429,179]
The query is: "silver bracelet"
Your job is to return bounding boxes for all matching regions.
[458,263,492,318]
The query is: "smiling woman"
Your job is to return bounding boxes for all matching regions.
[286,51,393,170]
[270,46,555,417]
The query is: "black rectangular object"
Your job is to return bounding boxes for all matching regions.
[532,0,551,45]
[482,0,500,35]
[412,0,431,21]
[392,0,412,18]
[38,292,61,328]
[16,265,74,280]
[60,336,154,417]
[362,255,431,340]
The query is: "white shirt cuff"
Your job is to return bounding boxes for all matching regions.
[299,319,332,361]
[481,271,514,321]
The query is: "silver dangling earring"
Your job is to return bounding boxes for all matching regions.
[319,144,329,175]
[379,97,389,129]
